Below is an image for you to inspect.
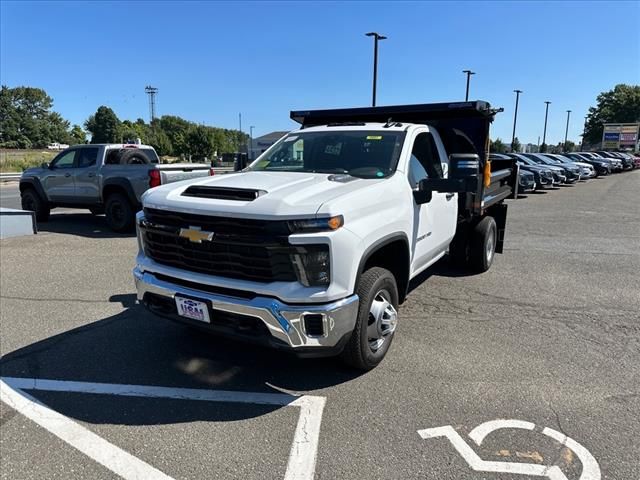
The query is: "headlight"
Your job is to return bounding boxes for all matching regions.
[290,245,330,287]
[288,215,344,233]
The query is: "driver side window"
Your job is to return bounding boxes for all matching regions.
[408,132,443,188]
[51,150,76,169]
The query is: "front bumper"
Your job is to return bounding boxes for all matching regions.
[134,267,359,356]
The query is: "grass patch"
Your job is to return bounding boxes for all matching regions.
[0,150,57,173]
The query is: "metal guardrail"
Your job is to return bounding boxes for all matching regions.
[0,167,235,182]
[0,173,21,182]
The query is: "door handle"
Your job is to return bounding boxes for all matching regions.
[446,193,455,200]
[64,173,72,177]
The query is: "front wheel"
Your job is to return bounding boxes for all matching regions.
[21,188,50,222]
[105,193,135,232]
[341,267,399,370]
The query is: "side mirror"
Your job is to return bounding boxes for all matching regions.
[413,180,434,205]
[41,162,50,169]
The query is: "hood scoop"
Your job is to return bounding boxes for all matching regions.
[181,185,267,201]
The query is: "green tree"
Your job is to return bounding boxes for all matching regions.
[0,85,62,148]
[146,127,172,156]
[158,115,192,156]
[85,106,121,143]
[186,125,215,161]
[69,125,86,145]
[490,138,506,153]
[511,137,521,153]
[584,84,640,145]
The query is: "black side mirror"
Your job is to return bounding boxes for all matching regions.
[413,180,433,205]
[41,162,50,169]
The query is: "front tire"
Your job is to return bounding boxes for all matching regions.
[469,216,497,273]
[105,193,135,232]
[341,267,399,371]
[21,188,50,222]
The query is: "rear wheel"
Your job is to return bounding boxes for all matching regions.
[21,188,50,222]
[469,216,497,273]
[341,267,399,371]
[105,193,135,232]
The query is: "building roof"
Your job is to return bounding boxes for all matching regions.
[254,131,289,145]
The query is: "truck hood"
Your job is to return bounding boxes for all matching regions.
[142,170,378,219]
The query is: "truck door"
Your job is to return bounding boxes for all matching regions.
[73,147,101,202]
[408,130,458,274]
[42,149,77,202]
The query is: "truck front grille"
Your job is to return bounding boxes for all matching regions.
[141,208,297,283]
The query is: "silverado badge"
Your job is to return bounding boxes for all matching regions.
[179,226,214,243]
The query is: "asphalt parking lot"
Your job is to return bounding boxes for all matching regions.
[1,172,639,480]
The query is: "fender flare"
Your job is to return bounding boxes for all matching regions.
[355,232,411,301]
[102,178,139,207]
[19,178,49,204]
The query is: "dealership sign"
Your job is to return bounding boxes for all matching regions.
[602,123,639,149]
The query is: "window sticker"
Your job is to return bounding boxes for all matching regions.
[324,143,342,155]
[367,135,383,140]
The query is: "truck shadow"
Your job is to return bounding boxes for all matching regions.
[0,294,359,426]
[37,212,135,238]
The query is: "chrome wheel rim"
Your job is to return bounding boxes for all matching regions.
[486,228,495,264]
[366,290,397,352]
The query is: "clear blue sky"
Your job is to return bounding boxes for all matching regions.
[1,1,638,145]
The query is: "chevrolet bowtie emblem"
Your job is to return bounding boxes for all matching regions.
[179,226,214,243]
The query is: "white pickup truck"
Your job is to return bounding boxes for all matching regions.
[133,102,518,369]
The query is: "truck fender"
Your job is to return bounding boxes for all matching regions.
[102,178,139,208]
[19,178,49,204]
[355,233,411,303]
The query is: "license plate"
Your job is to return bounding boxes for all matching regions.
[175,297,210,323]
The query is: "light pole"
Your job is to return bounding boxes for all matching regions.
[511,89,522,151]
[249,126,255,160]
[564,110,572,152]
[541,101,551,152]
[580,115,588,151]
[238,113,243,153]
[366,32,387,106]
[463,70,476,101]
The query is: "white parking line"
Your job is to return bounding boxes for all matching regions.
[1,377,326,480]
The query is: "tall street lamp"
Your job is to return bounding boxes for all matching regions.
[366,32,387,106]
[249,126,255,160]
[511,89,523,151]
[463,70,476,101]
[564,110,572,152]
[580,115,588,151]
[541,101,551,152]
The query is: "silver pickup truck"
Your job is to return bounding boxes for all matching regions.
[19,144,211,232]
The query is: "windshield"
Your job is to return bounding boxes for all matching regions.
[248,130,406,179]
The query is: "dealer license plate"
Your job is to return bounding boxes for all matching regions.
[175,297,210,323]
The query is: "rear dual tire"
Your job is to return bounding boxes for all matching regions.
[449,216,497,273]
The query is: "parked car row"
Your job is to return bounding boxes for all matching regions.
[490,150,639,194]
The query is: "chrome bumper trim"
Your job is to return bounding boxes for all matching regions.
[133,267,359,349]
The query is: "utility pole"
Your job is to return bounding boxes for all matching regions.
[580,115,588,151]
[511,89,522,151]
[564,110,572,152]
[145,86,158,121]
[238,113,243,153]
[463,70,476,101]
[249,126,255,160]
[541,101,551,153]
[366,32,387,106]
